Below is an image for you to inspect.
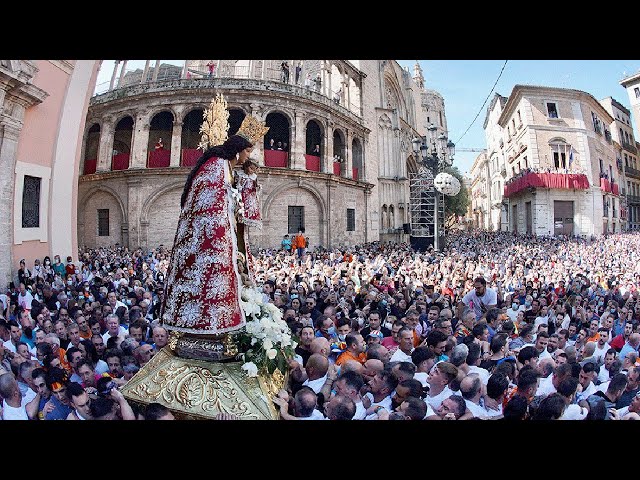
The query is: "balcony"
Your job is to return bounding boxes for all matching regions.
[91,77,362,122]
[148,149,170,168]
[112,153,130,171]
[627,195,640,205]
[304,154,321,172]
[503,172,589,198]
[264,150,288,168]
[84,158,97,175]
[621,141,638,155]
[625,165,640,179]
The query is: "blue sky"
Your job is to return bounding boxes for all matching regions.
[96,60,640,175]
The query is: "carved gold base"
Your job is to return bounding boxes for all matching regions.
[120,346,283,420]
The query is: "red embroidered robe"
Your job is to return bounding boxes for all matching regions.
[161,157,247,334]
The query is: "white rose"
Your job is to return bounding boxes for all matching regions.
[241,362,258,377]
[266,349,278,360]
[262,338,273,351]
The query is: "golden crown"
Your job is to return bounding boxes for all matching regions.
[198,94,230,151]
[236,115,270,145]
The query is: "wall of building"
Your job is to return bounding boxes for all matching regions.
[0,60,99,288]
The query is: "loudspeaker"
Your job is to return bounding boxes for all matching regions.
[402,223,411,234]
[410,236,434,252]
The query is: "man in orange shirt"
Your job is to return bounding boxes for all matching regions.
[293,230,306,261]
[336,333,366,366]
[586,318,601,344]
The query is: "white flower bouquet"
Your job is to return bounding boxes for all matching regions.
[237,286,296,377]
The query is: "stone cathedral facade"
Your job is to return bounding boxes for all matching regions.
[77,60,448,250]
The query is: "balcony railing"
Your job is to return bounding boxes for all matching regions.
[304,154,321,172]
[148,149,170,168]
[112,153,130,171]
[627,194,640,204]
[621,141,638,155]
[264,150,288,168]
[91,77,362,122]
[504,172,589,198]
[84,158,97,175]
[625,165,640,179]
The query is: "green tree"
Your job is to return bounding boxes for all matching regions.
[443,166,469,223]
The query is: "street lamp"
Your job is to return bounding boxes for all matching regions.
[411,124,456,251]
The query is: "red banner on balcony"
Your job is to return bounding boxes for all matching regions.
[612,183,619,196]
[305,154,321,172]
[112,153,130,171]
[352,167,359,180]
[600,178,612,193]
[264,150,288,168]
[333,162,341,176]
[148,149,170,168]
[181,149,201,167]
[503,172,589,197]
[84,158,97,175]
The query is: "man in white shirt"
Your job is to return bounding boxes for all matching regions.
[458,277,497,321]
[363,370,397,419]
[301,353,329,394]
[575,362,598,402]
[536,362,573,397]
[0,372,29,420]
[466,343,491,386]
[101,314,128,344]
[332,370,367,420]
[389,327,414,363]
[459,374,488,418]
[557,376,589,420]
[106,291,127,313]
[592,328,611,365]
[506,296,521,322]
[597,349,618,384]
[425,361,458,410]
[17,283,33,313]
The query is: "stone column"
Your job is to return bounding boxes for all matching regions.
[170,120,183,167]
[345,75,351,110]
[0,124,20,287]
[324,120,334,174]
[326,63,332,98]
[121,223,130,249]
[292,111,306,170]
[130,109,151,169]
[117,60,128,88]
[97,117,115,172]
[142,60,150,83]
[326,183,337,247]
[181,60,189,79]
[322,61,328,97]
[153,61,161,81]
[126,178,142,248]
[344,129,352,179]
[109,61,119,91]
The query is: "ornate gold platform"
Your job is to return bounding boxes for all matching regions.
[120,346,283,420]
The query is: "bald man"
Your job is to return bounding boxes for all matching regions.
[361,358,384,385]
[302,353,329,394]
[341,359,364,375]
[310,337,331,360]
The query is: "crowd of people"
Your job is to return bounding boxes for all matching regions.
[2,230,640,420]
